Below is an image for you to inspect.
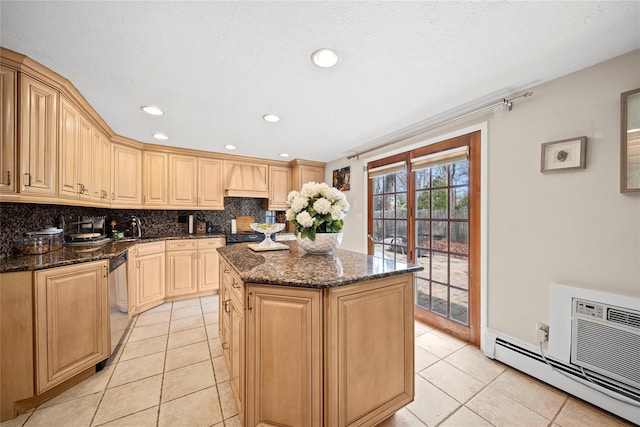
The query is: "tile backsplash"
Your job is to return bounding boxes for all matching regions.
[0,198,275,259]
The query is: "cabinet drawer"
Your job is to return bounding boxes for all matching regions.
[137,240,165,255]
[221,262,244,306]
[167,239,197,250]
[198,238,225,249]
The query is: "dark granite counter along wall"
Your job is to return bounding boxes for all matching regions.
[0,197,272,259]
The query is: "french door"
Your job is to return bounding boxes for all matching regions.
[367,132,480,344]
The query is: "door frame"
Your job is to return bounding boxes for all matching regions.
[362,123,488,348]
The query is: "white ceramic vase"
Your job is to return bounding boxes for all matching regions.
[296,232,343,255]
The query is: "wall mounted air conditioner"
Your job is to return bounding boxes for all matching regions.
[571,298,640,390]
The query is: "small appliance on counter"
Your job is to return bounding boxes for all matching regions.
[64,216,109,246]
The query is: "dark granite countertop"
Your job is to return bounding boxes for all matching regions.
[217,241,423,288]
[0,233,226,273]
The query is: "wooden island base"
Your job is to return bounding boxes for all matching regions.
[218,246,418,427]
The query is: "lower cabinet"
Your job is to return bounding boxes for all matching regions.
[198,238,225,292]
[129,241,166,315]
[219,256,415,427]
[166,240,198,297]
[34,260,110,393]
[246,285,322,427]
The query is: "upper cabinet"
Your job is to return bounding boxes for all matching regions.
[58,96,93,202]
[19,74,58,198]
[198,157,224,210]
[224,160,269,198]
[169,154,198,207]
[111,139,142,207]
[265,165,291,211]
[142,150,168,207]
[290,159,325,191]
[92,127,110,205]
[0,65,17,197]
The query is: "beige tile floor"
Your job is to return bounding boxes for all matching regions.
[2,294,634,427]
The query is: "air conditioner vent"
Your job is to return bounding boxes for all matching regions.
[608,308,640,330]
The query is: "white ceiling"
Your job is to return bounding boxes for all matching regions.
[2,1,639,163]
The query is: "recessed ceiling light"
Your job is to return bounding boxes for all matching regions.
[279,153,290,158]
[152,133,168,140]
[224,144,237,150]
[263,114,280,123]
[311,48,339,68]
[141,106,163,116]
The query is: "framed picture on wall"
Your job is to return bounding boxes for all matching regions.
[333,166,350,191]
[541,136,587,173]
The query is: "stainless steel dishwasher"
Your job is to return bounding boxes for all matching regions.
[108,251,131,354]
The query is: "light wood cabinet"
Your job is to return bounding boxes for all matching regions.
[169,154,197,207]
[290,159,325,191]
[198,238,225,292]
[142,150,168,206]
[0,65,17,196]
[111,140,142,207]
[166,239,198,297]
[246,285,322,427]
[198,157,224,209]
[325,275,414,426]
[219,256,415,427]
[224,160,269,198]
[220,258,245,422]
[129,241,166,315]
[34,261,109,394]
[91,127,110,204]
[19,74,58,197]
[59,96,93,201]
[265,165,291,211]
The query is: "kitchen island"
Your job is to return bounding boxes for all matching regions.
[217,241,423,427]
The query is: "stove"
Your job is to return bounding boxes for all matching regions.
[225,232,266,245]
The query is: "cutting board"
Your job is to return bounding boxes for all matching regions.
[236,216,255,232]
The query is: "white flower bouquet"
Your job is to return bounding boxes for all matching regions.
[286,182,350,241]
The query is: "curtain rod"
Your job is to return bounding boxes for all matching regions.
[346,91,534,160]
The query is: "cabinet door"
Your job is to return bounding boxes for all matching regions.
[299,165,324,187]
[58,96,79,198]
[19,74,58,197]
[137,251,166,308]
[0,65,17,195]
[143,151,168,206]
[77,115,93,201]
[325,275,414,427]
[267,165,291,211]
[34,260,109,393]
[198,238,225,292]
[246,285,322,427]
[198,158,224,209]
[169,154,197,206]
[229,295,244,422]
[166,249,198,297]
[111,142,142,206]
[92,128,110,204]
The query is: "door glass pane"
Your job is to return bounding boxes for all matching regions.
[372,219,383,241]
[416,190,430,218]
[450,222,468,255]
[416,279,430,310]
[396,193,407,218]
[432,221,448,251]
[431,282,448,316]
[396,170,407,192]
[384,194,395,217]
[383,174,395,192]
[373,176,384,194]
[431,251,448,284]
[415,169,430,189]
[431,189,448,218]
[450,160,469,186]
[451,187,468,219]
[372,195,384,218]
[432,165,448,187]
[450,288,468,324]
[450,255,468,289]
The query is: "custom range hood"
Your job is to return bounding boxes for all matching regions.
[223,161,269,198]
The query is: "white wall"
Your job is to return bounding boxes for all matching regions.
[326,49,640,348]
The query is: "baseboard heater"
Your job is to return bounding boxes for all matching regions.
[494,338,640,403]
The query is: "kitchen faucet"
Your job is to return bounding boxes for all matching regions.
[131,215,142,238]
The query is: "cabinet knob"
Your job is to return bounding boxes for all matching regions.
[222,342,229,350]
[232,281,241,289]
[6,171,11,186]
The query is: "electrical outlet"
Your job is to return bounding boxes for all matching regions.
[536,323,549,342]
